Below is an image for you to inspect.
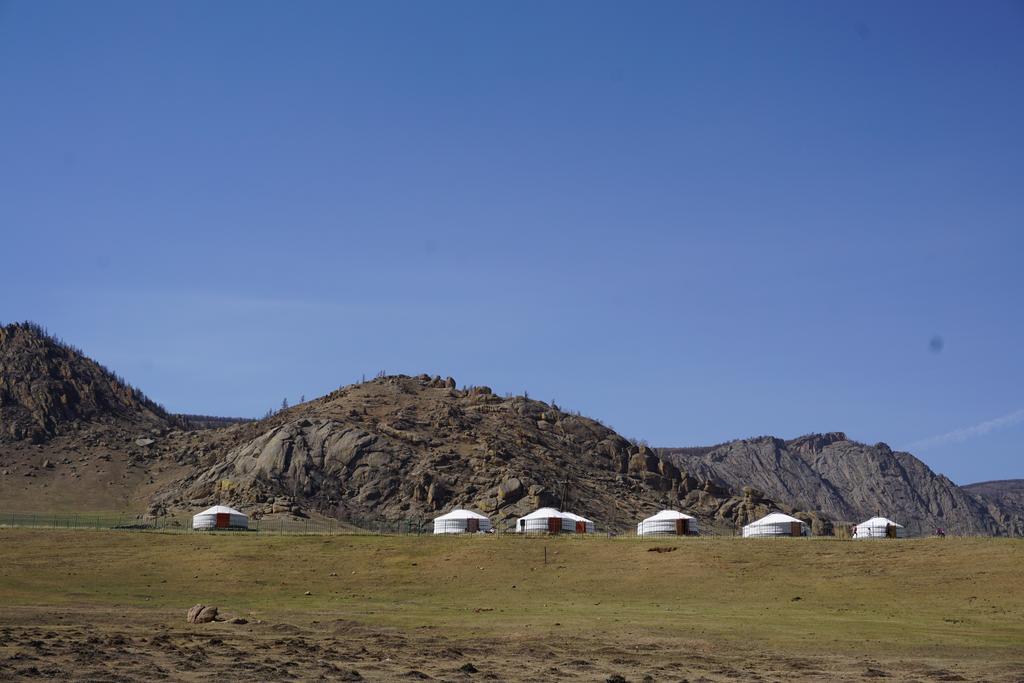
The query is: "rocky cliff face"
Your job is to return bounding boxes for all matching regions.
[962,480,1024,536]
[152,375,830,532]
[664,433,1002,535]
[0,322,170,442]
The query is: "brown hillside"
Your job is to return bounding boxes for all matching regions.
[0,322,169,442]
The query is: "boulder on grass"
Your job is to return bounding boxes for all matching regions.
[187,604,218,624]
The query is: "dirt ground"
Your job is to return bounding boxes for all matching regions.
[1,531,1022,682]
[3,606,1015,682]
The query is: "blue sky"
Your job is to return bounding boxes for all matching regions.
[1,1,1021,484]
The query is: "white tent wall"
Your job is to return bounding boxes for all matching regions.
[560,512,595,534]
[519,516,562,533]
[636,520,696,535]
[742,522,807,538]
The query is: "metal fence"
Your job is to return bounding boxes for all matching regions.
[0,511,961,539]
[0,512,432,535]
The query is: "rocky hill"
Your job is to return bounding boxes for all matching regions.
[663,433,1003,535]
[963,479,1024,536]
[0,322,170,442]
[150,375,831,533]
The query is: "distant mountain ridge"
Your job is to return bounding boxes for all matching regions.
[663,433,1009,535]
[173,414,255,430]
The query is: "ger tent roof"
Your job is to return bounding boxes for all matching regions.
[560,511,593,523]
[433,509,489,521]
[856,516,903,529]
[196,505,247,517]
[641,510,696,522]
[520,507,564,520]
[745,512,805,527]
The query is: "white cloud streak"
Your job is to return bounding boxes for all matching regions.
[906,408,1024,451]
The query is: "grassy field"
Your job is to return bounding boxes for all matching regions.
[1,530,1021,681]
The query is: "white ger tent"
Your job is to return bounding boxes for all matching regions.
[741,512,809,538]
[853,516,905,539]
[637,510,698,536]
[517,507,565,533]
[192,505,248,530]
[560,511,595,534]
[432,509,492,534]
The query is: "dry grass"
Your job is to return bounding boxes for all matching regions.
[1,530,1021,681]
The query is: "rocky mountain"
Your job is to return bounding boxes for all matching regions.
[963,479,1024,536]
[150,375,831,533]
[0,322,170,442]
[663,433,1003,535]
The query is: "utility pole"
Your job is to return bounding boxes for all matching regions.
[556,479,570,510]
